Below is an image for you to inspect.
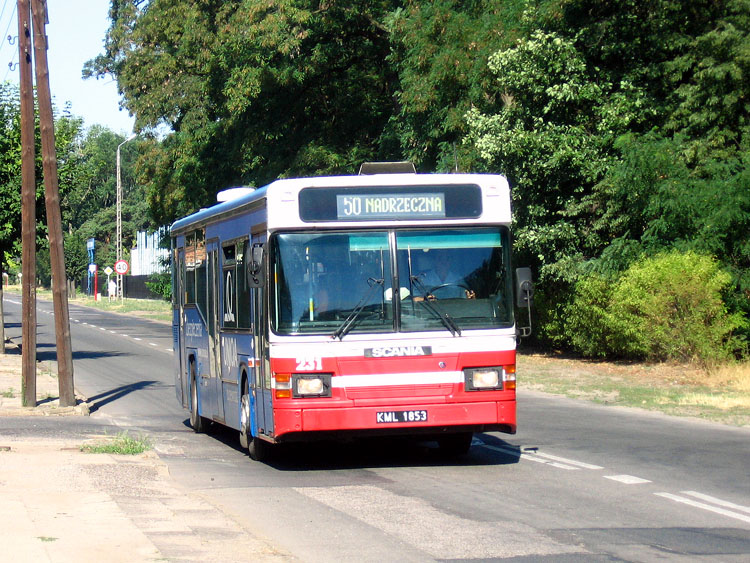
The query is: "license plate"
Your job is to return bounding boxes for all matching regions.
[376,410,427,424]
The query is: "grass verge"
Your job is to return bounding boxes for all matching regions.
[519,352,750,426]
[81,432,152,455]
[23,286,172,323]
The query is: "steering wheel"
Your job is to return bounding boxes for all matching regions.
[427,282,474,298]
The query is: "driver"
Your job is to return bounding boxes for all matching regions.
[415,253,475,299]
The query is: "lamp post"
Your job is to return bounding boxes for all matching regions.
[116,133,136,300]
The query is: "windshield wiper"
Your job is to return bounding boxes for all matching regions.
[332,277,384,340]
[410,276,462,336]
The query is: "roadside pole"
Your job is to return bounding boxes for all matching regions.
[17,0,36,407]
[30,0,75,406]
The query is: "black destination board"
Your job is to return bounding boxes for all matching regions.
[299,184,482,222]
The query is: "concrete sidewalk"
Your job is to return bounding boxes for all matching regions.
[0,343,293,562]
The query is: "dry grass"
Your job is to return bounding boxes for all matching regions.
[519,352,750,426]
[703,362,750,392]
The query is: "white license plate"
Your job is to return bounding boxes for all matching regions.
[376,410,427,424]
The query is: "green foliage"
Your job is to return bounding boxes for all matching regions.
[565,252,746,365]
[145,271,172,301]
[63,232,89,283]
[81,432,151,455]
[387,0,525,171]
[90,0,403,224]
[78,0,750,361]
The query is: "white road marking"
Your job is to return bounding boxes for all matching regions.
[533,452,603,470]
[682,491,750,515]
[480,444,579,470]
[133,337,142,341]
[604,475,652,484]
[149,342,157,346]
[655,492,750,524]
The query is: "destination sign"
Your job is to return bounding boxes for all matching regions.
[298,184,482,222]
[337,193,445,220]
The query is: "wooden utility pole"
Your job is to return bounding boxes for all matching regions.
[31,0,75,406]
[17,0,36,407]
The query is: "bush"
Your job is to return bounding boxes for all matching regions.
[566,251,746,365]
[145,271,172,301]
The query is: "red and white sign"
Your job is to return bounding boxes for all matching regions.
[114,260,130,275]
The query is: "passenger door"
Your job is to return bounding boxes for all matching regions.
[251,235,273,437]
[207,242,225,422]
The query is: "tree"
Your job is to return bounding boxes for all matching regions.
[87,0,402,224]
[387,0,526,171]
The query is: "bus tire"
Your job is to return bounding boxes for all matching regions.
[437,432,473,456]
[239,378,251,450]
[189,365,205,433]
[248,436,270,462]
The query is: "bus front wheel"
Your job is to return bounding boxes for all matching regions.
[239,379,251,450]
[248,436,270,462]
[189,367,205,433]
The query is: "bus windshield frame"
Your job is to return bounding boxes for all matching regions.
[270,227,514,336]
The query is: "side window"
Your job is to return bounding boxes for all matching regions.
[222,243,237,328]
[185,232,196,304]
[236,239,251,329]
[195,229,208,319]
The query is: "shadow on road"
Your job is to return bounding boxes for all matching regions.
[181,419,523,471]
[87,380,160,413]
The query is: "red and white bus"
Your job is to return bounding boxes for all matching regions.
[171,165,531,460]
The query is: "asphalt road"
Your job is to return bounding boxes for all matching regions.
[2,295,749,561]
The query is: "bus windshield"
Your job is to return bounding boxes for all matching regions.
[271,227,513,335]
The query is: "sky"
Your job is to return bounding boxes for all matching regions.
[0,0,135,134]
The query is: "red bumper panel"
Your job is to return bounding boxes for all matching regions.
[274,399,516,436]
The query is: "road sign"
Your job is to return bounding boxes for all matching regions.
[114,260,130,275]
[104,266,113,276]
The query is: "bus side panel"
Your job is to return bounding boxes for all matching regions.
[218,332,254,431]
[183,307,209,416]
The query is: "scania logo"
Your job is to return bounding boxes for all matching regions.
[365,346,432,358]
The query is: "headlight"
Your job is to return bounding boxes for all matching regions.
[464,367,503,391]
[292,374,332,398]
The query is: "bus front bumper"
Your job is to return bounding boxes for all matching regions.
[272,399,516,441]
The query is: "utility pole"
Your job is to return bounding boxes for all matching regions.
[17,0,36,407]
[31,0,75,406]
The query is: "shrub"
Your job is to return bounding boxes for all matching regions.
[564,274,615,358]
[145,271,172,301]
[608,251,746,365]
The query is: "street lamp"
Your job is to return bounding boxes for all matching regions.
[116,133,137,300]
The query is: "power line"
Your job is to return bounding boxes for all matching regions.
[1,1,18,82]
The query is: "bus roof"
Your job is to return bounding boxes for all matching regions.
[170,172,510,236]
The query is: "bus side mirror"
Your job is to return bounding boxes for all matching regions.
[516,267,534,308]
[515,267,534,337]
[247,243,265,288]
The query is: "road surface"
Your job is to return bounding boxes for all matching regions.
[2,295,749,561]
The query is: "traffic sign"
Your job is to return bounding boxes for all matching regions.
[114,260,130,275]
[88,263,97,274]
[104,266,113,276]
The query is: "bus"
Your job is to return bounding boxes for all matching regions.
[171,165,532,460]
